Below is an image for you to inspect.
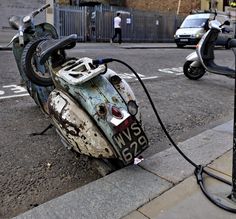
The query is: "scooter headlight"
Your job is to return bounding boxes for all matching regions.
[127,100,138,116]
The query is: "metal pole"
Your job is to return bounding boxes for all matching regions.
[177,0,181,15]
[232,50,236,201]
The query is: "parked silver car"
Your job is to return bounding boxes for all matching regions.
[174,12,235,49]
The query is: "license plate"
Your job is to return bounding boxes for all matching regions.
[112,122,148,164]
[180,39,188,42]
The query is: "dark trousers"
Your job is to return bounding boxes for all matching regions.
[112,28,122,44]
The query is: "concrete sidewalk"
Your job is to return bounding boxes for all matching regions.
[13,119,236,219]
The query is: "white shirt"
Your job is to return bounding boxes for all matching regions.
[114,16,121,28]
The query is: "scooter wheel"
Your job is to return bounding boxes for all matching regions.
[21,37,54,87]
[183,61,205,80]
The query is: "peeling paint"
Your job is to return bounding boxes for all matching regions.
[48,90,115,158]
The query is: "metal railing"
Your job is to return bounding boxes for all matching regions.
[54,4,184,42]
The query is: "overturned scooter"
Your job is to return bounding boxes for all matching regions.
[183,13,235,80]
[22,34,149,170]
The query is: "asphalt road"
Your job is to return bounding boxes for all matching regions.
[0,44,235,218]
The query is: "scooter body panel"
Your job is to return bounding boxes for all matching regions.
[103,68,142,126]
[185,51,204,68]
[48,89,115,158]
[186,51,199,62]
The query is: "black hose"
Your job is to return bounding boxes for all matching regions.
[93,58,236,213]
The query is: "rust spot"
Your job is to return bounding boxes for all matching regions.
[112,96,119,102]
[81,135,86,140]
[91,84,97,89]
[78,123,85,130]
[64,123,79,136]
[49,106,82,137]
[96,104,107,117]
[110,75,121,85]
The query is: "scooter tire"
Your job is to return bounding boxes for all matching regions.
[21,37,54,87]
[183,61,205,80]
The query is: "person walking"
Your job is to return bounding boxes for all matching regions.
[111,12,122,44]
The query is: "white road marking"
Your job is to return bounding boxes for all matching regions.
[0,67,183,100]
[158,67,183,75]
[135,76,158,81]
[0,93,29,100]
[3,84,27,93]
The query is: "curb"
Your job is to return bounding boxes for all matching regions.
[13,119,234,219]
[0,46,12,51]
[123,46,177,49]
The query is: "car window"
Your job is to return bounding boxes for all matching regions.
[180,18,207,28]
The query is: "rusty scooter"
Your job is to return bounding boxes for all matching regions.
[8,4,149,172]
[20,31,149,171]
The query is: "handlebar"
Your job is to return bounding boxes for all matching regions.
[31,4,50,18]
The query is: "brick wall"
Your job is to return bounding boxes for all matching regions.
[125,0,201,14]
[55,0,70,4]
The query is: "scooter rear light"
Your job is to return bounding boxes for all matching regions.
[111,106,123,119]
[115,116,134,132]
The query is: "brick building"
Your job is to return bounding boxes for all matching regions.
[125,0,200,14]
[201,0,230,11]
[56,0,235,14]
[56,0,201,14]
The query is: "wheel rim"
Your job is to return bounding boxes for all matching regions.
[31,53,51,80]
[187,65,204,78]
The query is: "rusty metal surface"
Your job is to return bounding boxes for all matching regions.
[48,89,115,158]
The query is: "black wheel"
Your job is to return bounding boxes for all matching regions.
[183,61,205,80]
[21,37,54,87]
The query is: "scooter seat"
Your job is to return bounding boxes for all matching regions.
[228,39,236,48]
[38,34,78,65]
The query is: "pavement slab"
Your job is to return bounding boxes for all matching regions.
[140,128,233,184]
[128,149,236,219]
[133,176,235,219]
